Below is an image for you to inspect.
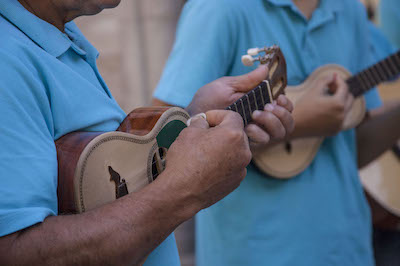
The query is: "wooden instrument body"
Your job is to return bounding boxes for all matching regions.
[360,144,400,230]
[253,64,366,178]
[57,107,189,214]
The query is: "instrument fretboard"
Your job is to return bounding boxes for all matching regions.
[226,81,273,127]
[347,50,400,97]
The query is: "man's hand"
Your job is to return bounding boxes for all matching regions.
[291,73,354,138]
[357,100,400,168]
[0,111,251,266]
[184,65,294,149]
[162,110,251,211]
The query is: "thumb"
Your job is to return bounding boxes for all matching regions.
[205,110,244,129]
[231,64,269,93]
[313,74,335,94]
[187,113,209,129]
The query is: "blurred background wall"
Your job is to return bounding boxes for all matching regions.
[76,0,185,112]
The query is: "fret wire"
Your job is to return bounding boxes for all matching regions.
[384,57,396,76]
[265,81,273,103]
[393,53,400,68]
[250,90,258,111]
[367,67,381,85]
[252,90,259,110]
[364,72,374,89]
[381,60,395,77]
[239,98,248,125]
[388,56,400,75]
[227,106,232,111]
[365,68,378,87]
[377,61,390,80]
[361,71,373,89]
[233,102,238,112]
[245,94,253,116]
[373,63,386,82]
[356,75,369,93]
[259,85,266,106]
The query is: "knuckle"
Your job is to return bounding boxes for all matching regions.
[273,105,286,117]
[259,111,273,126]
[333,101,345,112]
[244,149,252,164]
[227,128,245,142]
[231,112,244,127]
[275,127,287,139]
[269,121,286,139]
[217,76,229,84]
[231,111,243,120]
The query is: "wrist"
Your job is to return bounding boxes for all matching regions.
[150,168,202,222]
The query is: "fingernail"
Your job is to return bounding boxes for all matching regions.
[187,113,207,126]
[252,110,262,119]
[264,104,274,112]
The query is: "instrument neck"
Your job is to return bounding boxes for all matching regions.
[225,81,273,127]
[347,50,400,97]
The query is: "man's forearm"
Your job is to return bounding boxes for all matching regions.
[357,101,400,168]
[0,170,197,266]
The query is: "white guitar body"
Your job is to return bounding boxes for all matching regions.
[253,64,366,178]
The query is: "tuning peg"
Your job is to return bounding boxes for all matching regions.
[242,55,255,66]
[247,48,261,56]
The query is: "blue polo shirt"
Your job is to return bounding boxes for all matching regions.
[154,0,384,265]
[0,1,179,265]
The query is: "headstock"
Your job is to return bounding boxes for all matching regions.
[242,45,287,99]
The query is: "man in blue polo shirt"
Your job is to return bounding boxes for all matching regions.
[0,0,295,265]
[153,0,400,265]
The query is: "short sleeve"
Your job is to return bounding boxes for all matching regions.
[153,0,239,107]
[0,52,58,237]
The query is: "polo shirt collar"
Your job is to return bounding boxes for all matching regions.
[0,0,73,58]
[265,0,293,8]
[265,0,342,16]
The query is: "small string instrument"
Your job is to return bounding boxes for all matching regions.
[57,45,287,214]
[360,141,400,230]
[244,49,400,178]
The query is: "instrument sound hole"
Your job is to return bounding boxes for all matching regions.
[285,142,292,154]
[151,147,168,180]
[159,147,167,160]
[152,155,159,180]
[393,143,400,160]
